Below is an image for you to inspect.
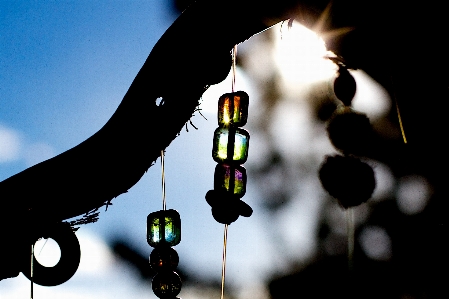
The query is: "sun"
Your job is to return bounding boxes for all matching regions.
[274,20,337,93]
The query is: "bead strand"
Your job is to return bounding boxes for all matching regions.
[147,151,183,299]
[206,90,253,224]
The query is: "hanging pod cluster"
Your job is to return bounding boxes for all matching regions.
[319,63,376,209]
[206,91,253,224]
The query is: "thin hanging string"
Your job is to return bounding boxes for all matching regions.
[30,244,34,299]
[37,238,48,256]
[388,74,407,144]
[220,43,237,299]
[220,224,228,299]
[161,150,166,210]
[231,45,237,92]
[395,101,407,144]
[346,208,354,271]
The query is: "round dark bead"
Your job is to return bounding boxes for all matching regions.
[333,66,356,106]
[326,109,373,156]
[150,246,179,271]
[318,155,376,208]
[205,190,253,224]
[212,206,240,225]
[152,271,182,299]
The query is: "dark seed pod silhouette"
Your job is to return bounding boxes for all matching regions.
[333,66,356,106]
[326,108,373,156]
[318,155,376,208]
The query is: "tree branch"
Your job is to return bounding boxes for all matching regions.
[0,0,303,280]
[0,1,283,221]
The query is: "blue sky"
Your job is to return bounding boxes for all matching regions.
[0,1,278,297]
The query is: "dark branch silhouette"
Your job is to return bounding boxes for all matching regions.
[0,0,300,281]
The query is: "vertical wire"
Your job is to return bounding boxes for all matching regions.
[220,44,237,299]
[220,224,228,299]
[30,244,34,299]
[231,45,237,93]
[161,150,166,210]
[346,208,355,271]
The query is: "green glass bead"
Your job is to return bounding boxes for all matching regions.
[212,127,249,164]
[147,209,181,247]
[150,246,179,271]
[214,164,247,197]
[152,271,182,299]
[218,91,249,127]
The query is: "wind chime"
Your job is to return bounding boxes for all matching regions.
[205,45,253,298]
[147,150,183,299]
[319,57,376,267]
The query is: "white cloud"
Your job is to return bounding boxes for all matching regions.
[0,124,22,163]
[0,124,57,169]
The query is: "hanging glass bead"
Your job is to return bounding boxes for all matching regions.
[150,245,179,271]
[147,209,181,247]
[214,164,247,197]
[212,127,249,164]
[218,91,249,127]
[152,271,182,299]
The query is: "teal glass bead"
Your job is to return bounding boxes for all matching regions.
[147,209,181,247]
[218,91,249,127]
[214,164,247,197]
[150,246,179,271]
[212,127,249,164]
[152,271,182,299]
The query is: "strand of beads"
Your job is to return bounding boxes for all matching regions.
[205,90,253,299]
[147,151,182,299]
[319,60,376,210]
[319,59,376,270]
[206,90,253,224]
[205,46,252,299]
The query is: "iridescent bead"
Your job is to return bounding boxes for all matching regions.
[214,164,247,197]
[150,246,179,271]
[218,91,249,127]
[212,127,249,164]
[147,209,181,247]
[152,271,182,299]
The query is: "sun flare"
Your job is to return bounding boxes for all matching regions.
[274,21,337,91]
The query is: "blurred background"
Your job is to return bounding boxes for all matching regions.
[1,1,445,298]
